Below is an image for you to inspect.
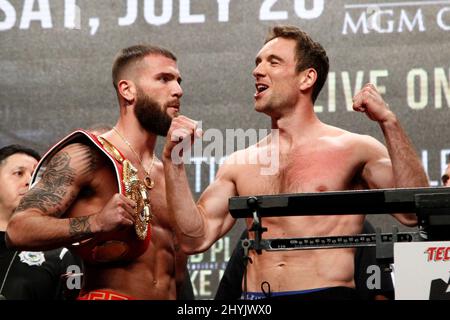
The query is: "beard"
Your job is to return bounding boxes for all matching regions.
[134,88,173,136]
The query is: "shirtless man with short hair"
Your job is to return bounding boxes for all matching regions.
[162,25,429,299]
[7,45,187,300]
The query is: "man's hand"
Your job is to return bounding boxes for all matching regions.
[352,83,394,123]
[163,115,203,162]
[90,193,136,233]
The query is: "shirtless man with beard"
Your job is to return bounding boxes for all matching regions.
[6,45,188,300]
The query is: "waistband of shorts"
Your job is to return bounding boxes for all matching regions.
[78,289,135,300]
[241,287,330,300]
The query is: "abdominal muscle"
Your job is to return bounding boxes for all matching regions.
[243,214,364,292]
[80,225,178,299]
[65,168,178,299]
[245,247,356,292]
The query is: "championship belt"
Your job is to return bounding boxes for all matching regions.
[31,129,153,264]
[98,136,152,240]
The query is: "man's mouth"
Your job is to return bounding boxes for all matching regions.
[255,83,269,98]
[167,102,180,111]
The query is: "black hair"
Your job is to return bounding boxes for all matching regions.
[0,145,41,166]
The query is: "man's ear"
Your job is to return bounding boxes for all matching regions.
[117,80,137,104]
[299,68,317,92]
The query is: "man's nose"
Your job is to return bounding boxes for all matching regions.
[24,173,32,188]
[172,82,183,98]
[252,63,265,79]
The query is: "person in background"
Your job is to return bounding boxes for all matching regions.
[441,162,450,187]
[0,144,81,300]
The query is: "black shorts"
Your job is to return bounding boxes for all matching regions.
[270,287,359,300]
[242,287,359,300]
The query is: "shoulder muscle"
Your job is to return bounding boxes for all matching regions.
[16,143,100,217]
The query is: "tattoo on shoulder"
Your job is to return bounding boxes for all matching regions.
[69,216,92,237]
[16,151,77,216]
[79,145,99,176]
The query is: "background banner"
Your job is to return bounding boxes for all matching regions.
[1,0,450,299]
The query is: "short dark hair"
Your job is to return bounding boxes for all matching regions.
[0,145,41,166]
[112,44,177,90]
[265,25,329,103]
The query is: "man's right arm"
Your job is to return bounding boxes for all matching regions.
[163,116,237,254]
[6,143,136,251]
[163,156,237,254]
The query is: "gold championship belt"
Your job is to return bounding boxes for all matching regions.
[123,160,152,240]
[98,136,152,240]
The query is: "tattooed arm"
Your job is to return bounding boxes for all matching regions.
[6,143,136,251]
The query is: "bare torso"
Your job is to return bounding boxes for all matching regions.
[67,150,180,299]
[230,126,372,292]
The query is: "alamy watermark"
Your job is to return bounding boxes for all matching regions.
[170,123,280,176]
[65,264,82,290]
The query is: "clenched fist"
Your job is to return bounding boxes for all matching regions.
[163,115,203,162]
[91,193,137,233]
[352,83,395,123]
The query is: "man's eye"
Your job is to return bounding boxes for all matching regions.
[14,171,24,176]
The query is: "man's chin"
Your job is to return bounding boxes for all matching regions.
[254,103,265,113]
[255,104,277,118]
[166,109,180,118]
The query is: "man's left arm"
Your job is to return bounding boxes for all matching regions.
[353,83,429,226]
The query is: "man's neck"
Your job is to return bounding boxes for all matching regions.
[270,103,323,147]
[107,121,158,165]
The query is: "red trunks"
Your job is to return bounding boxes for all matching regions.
[78,290,135,300]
